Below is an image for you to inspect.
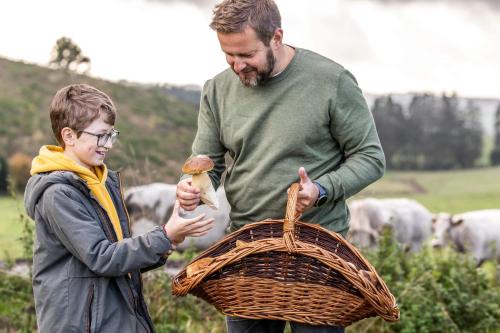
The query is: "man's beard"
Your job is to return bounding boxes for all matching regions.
[238,48,276,87]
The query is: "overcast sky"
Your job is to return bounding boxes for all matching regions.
[0,0,499,98]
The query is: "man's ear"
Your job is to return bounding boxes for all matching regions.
[450,216,464,226]
[61,127,76,147]
[271,28,283,48]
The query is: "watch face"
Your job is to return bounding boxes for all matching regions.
[316,196,327,207]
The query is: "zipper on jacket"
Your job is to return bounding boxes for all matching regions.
[117,172,153,333]
[85,284,95,333]
[92,197,149,331]
[74,174,150,331]
[91,198,118,242]
[117,171,133,232]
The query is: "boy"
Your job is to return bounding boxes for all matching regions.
[24,84,214,332]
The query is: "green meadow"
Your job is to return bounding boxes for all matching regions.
[1,166,499,260]
[356,166,500,213]
[0,196,24,261]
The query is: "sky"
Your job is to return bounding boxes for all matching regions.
[0,0,499,99]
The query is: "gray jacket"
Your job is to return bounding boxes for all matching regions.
[24,170,172,333]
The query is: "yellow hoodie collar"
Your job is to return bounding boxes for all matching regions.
[30,145,123,241]
[30,145,107,185]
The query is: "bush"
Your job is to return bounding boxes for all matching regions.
[2,226,500,332]
[8,152,32,193]
[142,271,226,333]
[0,273,36,332]
[348,229,500,333]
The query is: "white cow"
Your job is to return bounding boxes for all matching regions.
[347,198,433,252]
[124,183,231,251]
[431,209,500,265]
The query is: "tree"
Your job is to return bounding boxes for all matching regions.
[491,103,500,165]
[49,37,91,73]
[406,94,441,169]
[373,93,484,170]
[456,100,483,168]
[0,156,8,194]
[372,96,406,169]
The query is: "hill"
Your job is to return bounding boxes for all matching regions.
[0,57,199,185]
[1,57,498,186]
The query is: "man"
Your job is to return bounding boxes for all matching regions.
[176,0,385,331]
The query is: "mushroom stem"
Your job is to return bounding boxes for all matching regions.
[192,172,219,210]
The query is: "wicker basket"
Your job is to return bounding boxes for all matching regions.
[172,183,399,326]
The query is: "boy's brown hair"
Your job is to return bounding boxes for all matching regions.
[210,0,281,46]
[50,84,116,148]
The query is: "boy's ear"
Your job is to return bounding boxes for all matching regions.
[61,127,77,147]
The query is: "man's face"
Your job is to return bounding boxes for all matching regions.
[217,26,276,87]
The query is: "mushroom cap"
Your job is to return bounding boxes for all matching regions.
[182,155,214,174]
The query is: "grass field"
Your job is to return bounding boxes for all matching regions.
[1,166,499,260]
[357,166,500,213]
[0,195,25,261]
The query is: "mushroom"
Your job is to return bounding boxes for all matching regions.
[182,155,219,210]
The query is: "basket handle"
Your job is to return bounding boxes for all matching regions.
[284,183,301,231]
[283,183,301,252]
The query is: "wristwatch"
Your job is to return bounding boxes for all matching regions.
[314,182,328,207]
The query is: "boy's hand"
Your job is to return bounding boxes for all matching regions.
[163,201,215,245]
[176,178,201,211]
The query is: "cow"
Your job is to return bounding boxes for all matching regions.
[347,198,433,252]
[431,209,500,266]
[124,183,231,251]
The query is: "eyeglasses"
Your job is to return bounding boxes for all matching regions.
[79,129,120,147]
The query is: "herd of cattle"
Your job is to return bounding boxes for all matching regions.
[124,183,500,265]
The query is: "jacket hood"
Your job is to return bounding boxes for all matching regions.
[24,170,121,220]
[24,171,83,219]
[25,145,120,220]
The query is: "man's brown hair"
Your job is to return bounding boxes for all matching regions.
[50,84,116,147]
[210,0,281,45]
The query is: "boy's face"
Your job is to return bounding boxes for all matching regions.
[70,115,115,169]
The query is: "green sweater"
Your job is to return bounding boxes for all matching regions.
[190,48,385,235]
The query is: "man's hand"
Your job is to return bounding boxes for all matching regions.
[163,200,215,245]
[176,178,201,211]
[296,167,319,214]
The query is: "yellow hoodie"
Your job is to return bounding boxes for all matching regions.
[31,145,124,241]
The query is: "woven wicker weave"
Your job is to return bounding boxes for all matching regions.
[172,183,399,326]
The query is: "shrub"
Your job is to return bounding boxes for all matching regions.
[2,225,500,332]
[7,152,32,193]
[142,271,226,333]
[348,229,500,333]
[0,273,36,332]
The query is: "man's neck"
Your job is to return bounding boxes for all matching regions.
[272,44,295,77]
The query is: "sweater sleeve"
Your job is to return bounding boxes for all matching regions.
[316,70,386,202]
[186,80,228,189]
[42,184,172,277]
